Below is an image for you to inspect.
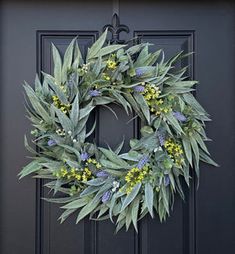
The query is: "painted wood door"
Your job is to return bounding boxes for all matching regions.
[1,1,234,254]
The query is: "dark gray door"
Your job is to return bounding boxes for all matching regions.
[1,1,235,254]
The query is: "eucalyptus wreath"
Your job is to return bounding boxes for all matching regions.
[19,30,217,232]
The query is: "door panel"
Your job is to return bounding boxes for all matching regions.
[1,1,234,254]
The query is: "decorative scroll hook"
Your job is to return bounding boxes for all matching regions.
[103,13,130,44]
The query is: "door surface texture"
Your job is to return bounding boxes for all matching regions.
[0,1,234,254]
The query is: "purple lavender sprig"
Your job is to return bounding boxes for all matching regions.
[47,139,57,146]
[133,85,145,93]
[164,175,170,186]
[96,171,109,178]
[173,111,187,122]
[80,152,89,161]
[89,89,101,97]
[135,68,144,77]
[137,155,149,169]
[157,131,165,146]
[101,191,111,203]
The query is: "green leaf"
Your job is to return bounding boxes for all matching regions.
[70,94,79,126]
[54,106,73,132]
[72,41,83,68]
[79,104,95,120]
[165,112,183,134]
[153,118,161,130]
[133,93,150,124]
[119,151,142,162]
[109,193,117,222]
[24,84,52,123]
[199,150,218,167]
[140,126,154,137]
[44,74,68,104]
[58,144,80,161]
[62,38,76,83]
[166,80,198,88]
[121,183,141,211]
[183,93,207,114]
[145,183,154,217]
[160,185,169,214]
[43,196,78,204]
[131,195,140,232]
[93,96,115,105]
[112,91,131,114]
[24,135,37,155]
[59,208,76,223]
[19,161,41,179]
[182,137,193,166]
[35,74,42,93]
[80,186,100,197]
[124,93,145,121]
[92,56,102,77]
[126,43,147,55]
[194,132,210,155]
[85,119,96,138]
[114,139,125,155]
[85,178,106,186]
[52,43,62,85]
[76,198,100,223]
[99,147,129,168]
[97,45,126,58]
[87,29,107,60]
[100,159,125,170]
[61,198,89,209]
[190,136,200,175]
[105,169,126,177]
[125,207,132,231]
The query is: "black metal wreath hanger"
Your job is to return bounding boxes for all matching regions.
[102,13,130,44]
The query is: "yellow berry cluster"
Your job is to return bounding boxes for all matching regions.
[142,84,168,114]
[142,84,161,101]
[103,73,111,81]
[164,139,184,167]
[52,95,71,114]
[53,166,92,182]
[155,95,175,115]
[125,166,149,194]
[69,185,79,196]
[106,59,117,69]
[142,84,174,115]
[59,85,67,93]
[86,158,102,169]
[155,103,172,115]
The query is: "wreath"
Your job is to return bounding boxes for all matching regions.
[19,30,217,233]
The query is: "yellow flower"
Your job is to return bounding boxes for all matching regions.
[52,95,71,114]
[103,73,111,81]
[96,163,101,169]
[75,175,81,181]
[124,166,149,194]
[164,138,184,167]
[107,60,117,70]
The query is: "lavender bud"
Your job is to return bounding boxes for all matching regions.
[157,132,165,146]
[133,85,145,93]
[173,111,187,122]
[164,175,170,186]
[96,171,109,178]
[80,152,89,161]
[101,191,111,203]
[137,155,149,169]
[89,89,101,97]
[135,68,144,77]
[47,139,56,146]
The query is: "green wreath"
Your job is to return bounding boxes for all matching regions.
[19,30,217,233]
